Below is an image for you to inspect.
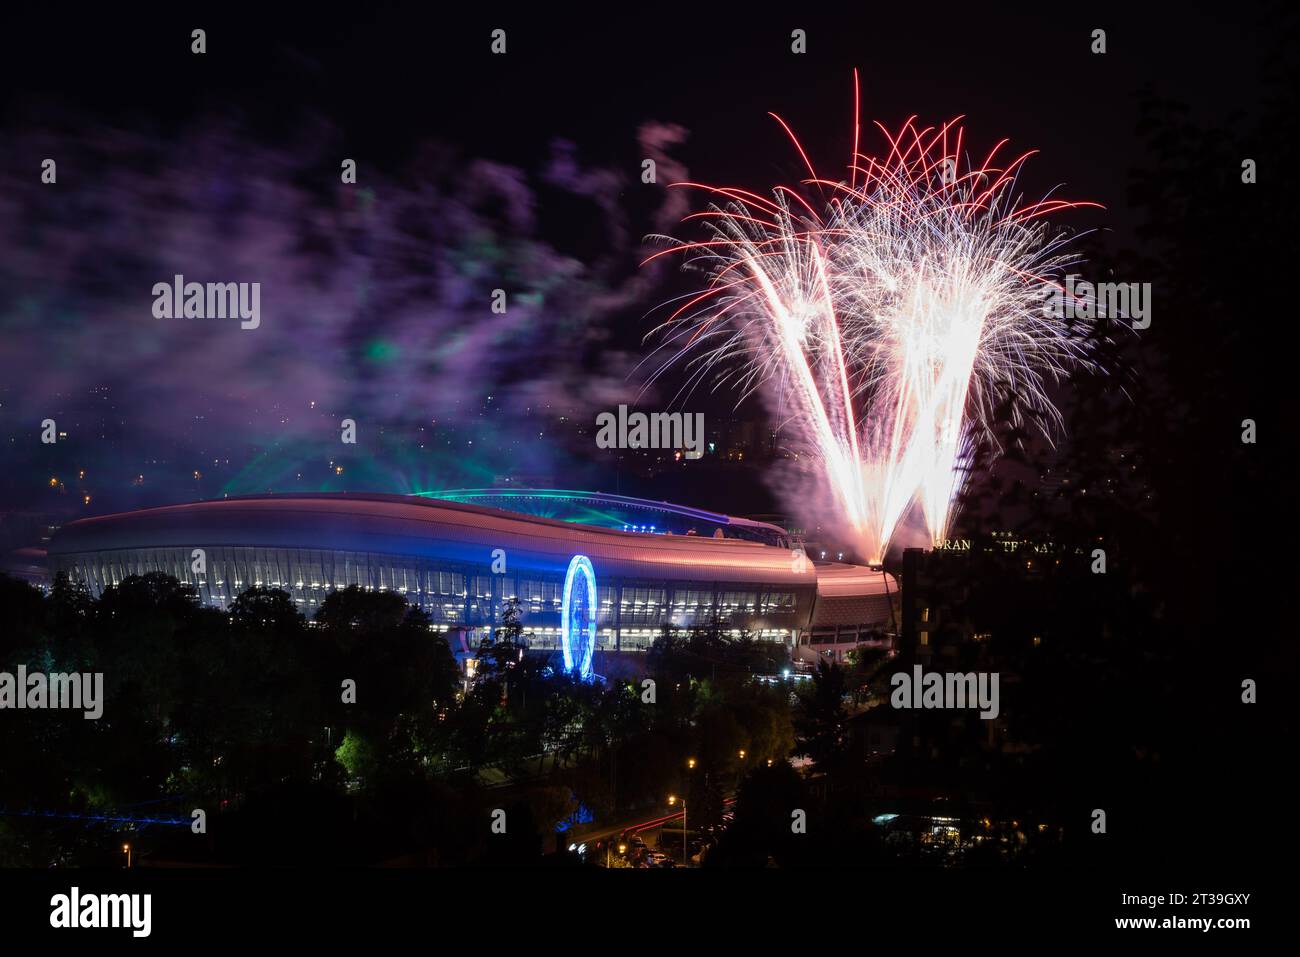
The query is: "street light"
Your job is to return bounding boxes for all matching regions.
[668,794,687,866]
[121,843,131,868]
[687,757,697,770]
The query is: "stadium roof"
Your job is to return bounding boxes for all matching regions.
[48,492,816,587]
[417,488,790,542]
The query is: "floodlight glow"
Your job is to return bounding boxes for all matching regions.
[561,554,598,679]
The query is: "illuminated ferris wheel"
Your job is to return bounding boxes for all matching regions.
[561,554,597,680]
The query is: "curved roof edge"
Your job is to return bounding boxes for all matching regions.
[47,492,816,587]
[419,488,787,534]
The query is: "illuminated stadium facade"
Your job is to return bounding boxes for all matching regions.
[45,491,895,656]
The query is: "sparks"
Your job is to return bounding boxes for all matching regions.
[646,73,1103,562]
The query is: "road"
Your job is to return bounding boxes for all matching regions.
[572,798,735,866]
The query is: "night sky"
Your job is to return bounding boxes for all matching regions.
[0,4,1291,528]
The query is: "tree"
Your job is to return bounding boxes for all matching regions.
[475,596,528,679]
[230,586,304,635]
[313,586,462,789]
[706,762,809,868]
[793,660,850,771]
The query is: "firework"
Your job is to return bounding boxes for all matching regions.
[646,73,1102,561]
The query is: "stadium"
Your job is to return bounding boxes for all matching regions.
[44,490,897,665]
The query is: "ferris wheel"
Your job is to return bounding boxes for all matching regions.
[561,554,597,680]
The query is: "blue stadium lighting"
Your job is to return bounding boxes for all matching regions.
[561,554,597,680]
[8,809,192,828]
[555,802,595,832]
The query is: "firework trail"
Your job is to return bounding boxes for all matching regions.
[646,73,1102,562]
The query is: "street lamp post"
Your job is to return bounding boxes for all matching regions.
[668,795,687,866]
[122,843,131,868]
[683,757,697,865]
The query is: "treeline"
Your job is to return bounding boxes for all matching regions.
[0,571,804,867]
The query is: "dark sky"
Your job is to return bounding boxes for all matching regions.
[0,3,1289,521]
[2,4,1278,244]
